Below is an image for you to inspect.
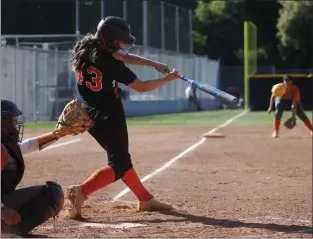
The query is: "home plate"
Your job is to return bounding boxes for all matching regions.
[79,222,147,229]
[203,132,225,138]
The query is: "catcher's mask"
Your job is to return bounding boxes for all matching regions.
[1,99,24,142]
[95,16,136,55]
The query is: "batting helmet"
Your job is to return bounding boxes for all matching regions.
[1,99,24,142]
[95,16,136,54]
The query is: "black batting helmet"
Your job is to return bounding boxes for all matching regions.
[95,16,136,54]
[1,99,24,142]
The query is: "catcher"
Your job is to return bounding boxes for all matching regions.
[268,74,313,138]
[1,99,65,237]
[58,16,180,219]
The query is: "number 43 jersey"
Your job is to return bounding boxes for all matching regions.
[76,51,137,108]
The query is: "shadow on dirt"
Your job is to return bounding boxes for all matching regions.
[27,234,51,238]
[133,210,313,234]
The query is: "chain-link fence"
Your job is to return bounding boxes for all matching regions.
[78,0,193,53]
[1,46,219,122]
[3,0,193,54]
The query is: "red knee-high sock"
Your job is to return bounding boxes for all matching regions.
[122,168,152,201]
[274,119,280,132]
[303,119,313,131]
[81,166,116,197]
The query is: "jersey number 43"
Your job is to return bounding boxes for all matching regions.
[77,66,103,92]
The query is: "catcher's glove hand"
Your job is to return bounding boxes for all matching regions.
[54,99,93,137]
[284,117,296,129]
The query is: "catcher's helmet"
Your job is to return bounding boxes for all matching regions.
[1,99,24,142]
[95,16,136,54]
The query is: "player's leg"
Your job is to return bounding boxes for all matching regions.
[105,115,172,211]
[66,104,172,218]
[296,102,313,135]
[1,182,64,237]
[83,107,172,210]
[273,98,287,138]
[66,108,116,219]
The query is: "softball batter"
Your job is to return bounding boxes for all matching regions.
[67,16,180,219]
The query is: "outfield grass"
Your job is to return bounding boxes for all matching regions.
[24,110,312,131]
[24,110,242,130]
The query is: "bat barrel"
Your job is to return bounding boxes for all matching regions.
[181,76,238,105]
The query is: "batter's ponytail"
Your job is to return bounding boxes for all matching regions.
[71,33,100,72]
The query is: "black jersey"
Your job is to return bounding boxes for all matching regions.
[77,52,137,108]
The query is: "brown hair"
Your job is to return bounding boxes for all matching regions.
[71,33,101,72]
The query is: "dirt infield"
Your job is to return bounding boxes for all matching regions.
[20,122,312,238]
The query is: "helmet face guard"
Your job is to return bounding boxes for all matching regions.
[16,116,24,142]
[117,41,135,55]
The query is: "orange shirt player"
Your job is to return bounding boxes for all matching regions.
[268,74,312,138]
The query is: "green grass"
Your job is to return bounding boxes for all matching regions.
[24,110,242,130]
[24,121,57,131]
[126,110,243,127]
[24,110,312,131]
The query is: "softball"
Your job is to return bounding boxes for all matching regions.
[271,83,286,97]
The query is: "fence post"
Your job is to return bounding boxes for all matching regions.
[75,0,80,42]
[142,0,148,47]
[54,48,60,118]
[175,5,179,53]
[189,10,193,54]
[123,0,127,20]
[161,1,165,50]
[12,48,16,102]
[100,0,105,18]
[32,46,38,122]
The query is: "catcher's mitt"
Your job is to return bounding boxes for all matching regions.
[284,117,296,129]
[54,99,93,137]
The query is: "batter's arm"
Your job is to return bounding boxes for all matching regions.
[113,53,170,74]
[19,132,63,155]
[128,69,179,92]
[114,53,158,66]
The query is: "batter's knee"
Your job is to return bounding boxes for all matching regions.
[42,181,64,217]
[109,153,133,180]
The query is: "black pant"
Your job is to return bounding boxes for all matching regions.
[1,182,64,236]
[85,100,133,180]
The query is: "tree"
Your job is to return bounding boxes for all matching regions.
[277,1,313,68]
[194,0,281,65]
[194,0,246,63]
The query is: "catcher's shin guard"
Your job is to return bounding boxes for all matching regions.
[1,181,64,236]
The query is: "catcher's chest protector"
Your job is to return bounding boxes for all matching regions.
[1,143,25,195]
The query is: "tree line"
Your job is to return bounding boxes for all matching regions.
[165,0,313,69]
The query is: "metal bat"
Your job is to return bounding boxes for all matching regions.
[180,76,239,105]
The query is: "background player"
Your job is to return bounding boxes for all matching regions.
[1,99,65,237]
[66,16,180,219]
[268,74,313,138]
